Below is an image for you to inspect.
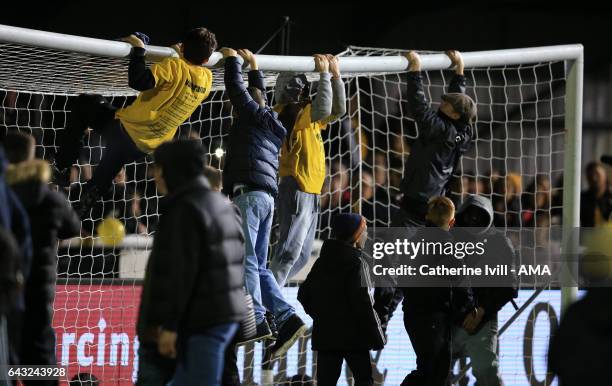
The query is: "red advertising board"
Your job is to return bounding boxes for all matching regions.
[52,283,142,385]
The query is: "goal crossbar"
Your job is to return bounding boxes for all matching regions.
[0,24,583,72]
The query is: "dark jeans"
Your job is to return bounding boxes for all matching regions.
[136,343,176,386]
[316,350,373,386]
[402,311,451,386]
[55,94,145,193]
[20,296,56,386]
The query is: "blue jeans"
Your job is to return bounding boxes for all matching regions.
[270,177,320,287]
[234,191,295,325]
[171,323,238,386]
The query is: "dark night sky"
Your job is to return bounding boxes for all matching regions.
[1,1,611,78]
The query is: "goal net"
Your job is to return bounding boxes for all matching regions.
[0,25,582,386]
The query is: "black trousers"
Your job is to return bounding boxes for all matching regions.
[55,94,145,193]
[401,311,451,386]
[136,342,176,386]
[316,350,373,386]
[20,296,56,386]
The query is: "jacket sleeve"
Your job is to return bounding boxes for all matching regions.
[248,70,268,104]
[318,77,347,125]
[128,47,156,91]
[476,235,518,315]
[406,72,453,143]
[310,72,333,123]
[157,203,202,331]
[348,262,386,350]
[8,189,32,280]
[224,56,262,120]
[447,74,467,94]
[297,274,314,317]
[52,192,80,239]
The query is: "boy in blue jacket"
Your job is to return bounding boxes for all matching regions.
[221,48,307,358]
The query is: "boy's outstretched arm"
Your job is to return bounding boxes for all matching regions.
[321,54,347,124]
[310,54,333,122]
[121,34,156,91]
[222,48,260,119]
[446,50,467,94]
[404,51,442,131]
[238,49,268,105]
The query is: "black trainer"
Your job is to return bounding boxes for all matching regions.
[266,311,279,340]
[52,165,71,187]
[270,314,308,358]
[77,184,101,219]
[235,320,273,346]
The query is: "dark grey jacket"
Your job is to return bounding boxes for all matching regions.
[400,73,474,216]
[137,176,246,338]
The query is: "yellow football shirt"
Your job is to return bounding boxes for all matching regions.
[116,57,212,153]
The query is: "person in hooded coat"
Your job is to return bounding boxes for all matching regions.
[4,131,80,386]
[451,194,518,386]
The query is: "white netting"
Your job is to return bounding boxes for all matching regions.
[0,39,569,386]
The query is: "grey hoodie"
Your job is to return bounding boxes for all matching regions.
[456,193,495,234]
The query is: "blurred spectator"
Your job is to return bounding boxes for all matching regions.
[580,161,611,227]
[4,132,80,384]
[550,175,564,225]
[0,227,20,379]
[0,145,32,369]
[319,161,351,239]
[389,135,410,191]
[353,169,396,228]
[493,173,522,227]
[0,145,32,260]
[522,173,552,228]
[548,288,612,386]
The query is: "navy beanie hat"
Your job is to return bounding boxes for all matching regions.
[332,213,366,243]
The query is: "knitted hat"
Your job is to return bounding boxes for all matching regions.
[332,213,367,244]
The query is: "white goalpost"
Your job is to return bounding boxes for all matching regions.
[0,24,582,386]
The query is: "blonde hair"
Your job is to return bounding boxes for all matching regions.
[426,196,455,227]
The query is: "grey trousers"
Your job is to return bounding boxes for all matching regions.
[451,316,505,386]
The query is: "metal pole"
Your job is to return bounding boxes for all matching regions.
[0,24,584,72]
[560,47,584,314]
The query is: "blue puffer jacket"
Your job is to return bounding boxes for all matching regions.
[222,56,287,197]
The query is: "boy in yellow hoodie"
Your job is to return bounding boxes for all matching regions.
[53,28,216,218]
[270,54,346,287]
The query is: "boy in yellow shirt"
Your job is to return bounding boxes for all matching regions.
[53,28,216,218]
[270,54,347,287]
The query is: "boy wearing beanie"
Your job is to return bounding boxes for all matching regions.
[298,213,385,386]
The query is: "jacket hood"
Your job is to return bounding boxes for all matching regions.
[274,72,308,105]
[5,159,51,207]
[456,194,494,232]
